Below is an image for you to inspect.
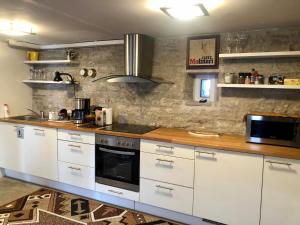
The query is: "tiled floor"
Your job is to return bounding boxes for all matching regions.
[0,176,39,206]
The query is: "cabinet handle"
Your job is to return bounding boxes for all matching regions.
[68,166,81,171]
[34,128,45,132]
[156,185,173,191]
[196,151,216,156]
[108,189,123,195]
[156,145,174,153]
[266,160,292,167]
[68,144,81,149]
[69,133,81,137]
[156,158,174,163]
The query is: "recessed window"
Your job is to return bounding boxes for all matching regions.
[193,75,217,103]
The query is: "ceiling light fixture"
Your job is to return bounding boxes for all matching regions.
[0,20,36,36]
[160,4,209,20]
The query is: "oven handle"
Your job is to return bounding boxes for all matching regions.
[98,147,136,156]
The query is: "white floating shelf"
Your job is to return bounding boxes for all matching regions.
[186,69,220,75]
[24,60,79,65]
[22,80,75,85]
[217,84,300,89]
[219,51,300,59]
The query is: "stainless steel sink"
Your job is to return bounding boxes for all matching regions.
[9,115,48,122]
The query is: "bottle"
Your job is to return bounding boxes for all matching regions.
[245,76,250,84]
[3,104,9,118]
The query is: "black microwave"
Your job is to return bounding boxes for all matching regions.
[246,114,300,148]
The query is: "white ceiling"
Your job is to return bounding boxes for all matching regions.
[0,0,300,44]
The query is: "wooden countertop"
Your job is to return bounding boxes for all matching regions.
[1,118,300,160]
[0,118,143,139]
[143,127,300,160]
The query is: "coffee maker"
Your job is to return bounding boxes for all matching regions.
[73,98,90,124]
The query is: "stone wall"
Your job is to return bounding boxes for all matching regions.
[31,27,300,135]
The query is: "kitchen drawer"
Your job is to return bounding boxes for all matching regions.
[58,129,95,144]
[58,140,95,167]
[95,183,139,201]
[140,152,194,187]
[141,139,194,159]
[140,178,193,215]
[58,161,95,190]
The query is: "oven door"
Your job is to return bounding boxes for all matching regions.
[95,145,140,192]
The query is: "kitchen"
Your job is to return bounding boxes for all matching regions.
[0,0,300,225]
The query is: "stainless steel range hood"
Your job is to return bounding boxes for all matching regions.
[93,33,172,84]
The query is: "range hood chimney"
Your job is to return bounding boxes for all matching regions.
[93,33,172,84]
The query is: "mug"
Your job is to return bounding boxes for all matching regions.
[27,51,39,61]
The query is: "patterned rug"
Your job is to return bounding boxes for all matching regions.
[0,188,181,225]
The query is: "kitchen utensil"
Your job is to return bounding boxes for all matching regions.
[75,98,90,112]
[58,109,68,120]
[73,98,90,124]
[188,131,220,137]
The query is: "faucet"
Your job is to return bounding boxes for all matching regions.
[27,109,45,119]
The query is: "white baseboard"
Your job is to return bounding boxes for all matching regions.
[4,169,205,225]
[4,169,135,209]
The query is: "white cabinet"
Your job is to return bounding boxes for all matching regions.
[193,147,263,225]
[58,161,95,190]
[24,126,58,181]
[141,139,194,159]
[261,157,300,225]
[58,140,95,167]
[58,131,95,190]
[140,152,194,187]
[58,129,95,144]
[96,183,140,201]
[140,178,193,215]
[0,123,25,172]
[140,139,194,215]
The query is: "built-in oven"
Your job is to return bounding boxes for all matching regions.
[95,134,140,192]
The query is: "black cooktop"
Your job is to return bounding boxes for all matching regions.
[79,123,157,134]
[101,124,157,134]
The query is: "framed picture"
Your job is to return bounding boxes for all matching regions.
[186,35,220,69]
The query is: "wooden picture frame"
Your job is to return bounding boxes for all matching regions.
[186,35,220,69]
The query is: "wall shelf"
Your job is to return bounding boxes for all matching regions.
[217,84,300,89]
[24,60,79,65]
[22,80,76,85]
[219,51,300,59]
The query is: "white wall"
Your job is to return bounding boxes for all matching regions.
[0,41,32,117]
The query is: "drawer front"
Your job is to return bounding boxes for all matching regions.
[140,152,194,187]
[140,178,193,215]
[58,161,95,190]
[141,139,194,159]
[58,129,95,144]
[58,140,95,167]
[95,183,139,201]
